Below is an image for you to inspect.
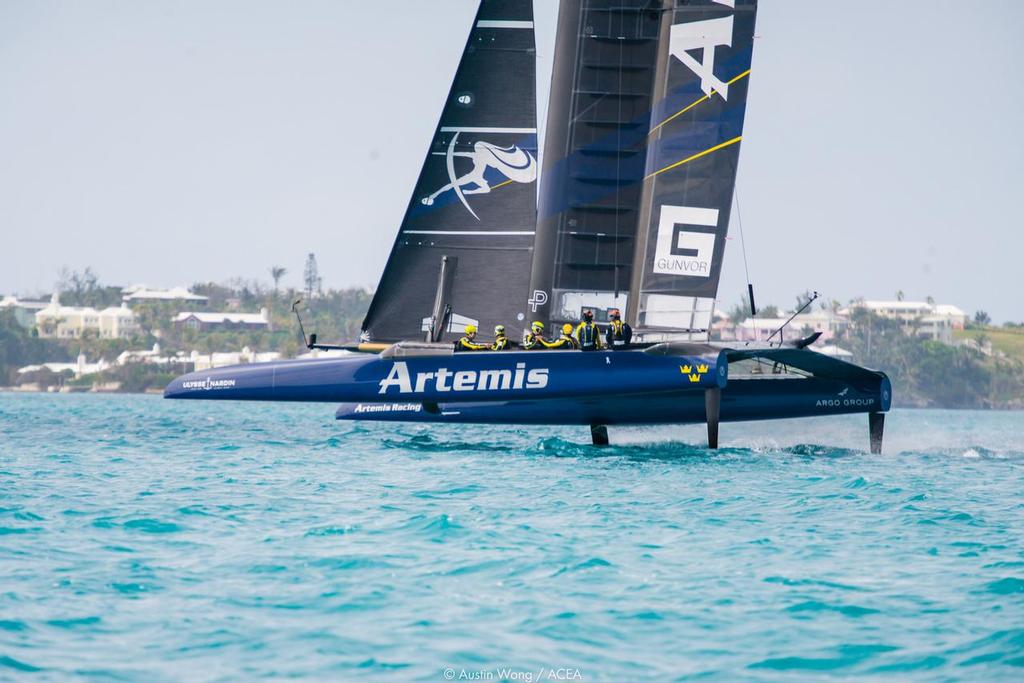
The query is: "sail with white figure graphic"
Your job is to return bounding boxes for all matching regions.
[421,137,537,219]
[360,0,538,343]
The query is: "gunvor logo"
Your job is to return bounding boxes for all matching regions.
[654,205,717,278]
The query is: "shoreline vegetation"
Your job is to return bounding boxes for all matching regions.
[2,268,1022,409]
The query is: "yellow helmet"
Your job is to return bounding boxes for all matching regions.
[465,324,477,335]
[562,323,574,334]
[531,321,544,331]
[494,325,505,335]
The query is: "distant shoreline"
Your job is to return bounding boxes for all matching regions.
[0,386,164,396]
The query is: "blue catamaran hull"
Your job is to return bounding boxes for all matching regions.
[333,376,890,426]
[164,344,891,449]
[164,347,727,404]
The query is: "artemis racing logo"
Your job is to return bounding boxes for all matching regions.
[353,403,422,414]
[378,361,548,395]
[181,377,236,391]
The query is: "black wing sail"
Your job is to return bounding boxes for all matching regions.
[528,0,663,327]
[528,0,756,333]
[361,0,538,343]
[627,0,758,332]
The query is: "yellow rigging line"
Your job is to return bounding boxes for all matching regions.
[645,135,742,180]
[647,69,751,138]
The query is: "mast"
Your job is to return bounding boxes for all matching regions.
[625,1,674,328]
[529,0,663,328]
[526,0,581,328]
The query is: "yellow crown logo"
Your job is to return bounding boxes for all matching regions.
[697,364,709,374]
[680,365,692,374]
[688,374,701,383]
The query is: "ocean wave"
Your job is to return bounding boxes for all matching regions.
[2,395,1022,680]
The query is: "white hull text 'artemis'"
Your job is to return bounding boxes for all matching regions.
[378,361,549,395]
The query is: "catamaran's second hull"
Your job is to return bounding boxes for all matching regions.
[333,374,890,426]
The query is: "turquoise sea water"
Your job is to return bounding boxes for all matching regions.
[0,393,1022,681]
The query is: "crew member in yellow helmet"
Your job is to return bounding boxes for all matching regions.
[491,325,510,351]
[543,323,580,349]
[454,324,490,352]
[523,321,546,350]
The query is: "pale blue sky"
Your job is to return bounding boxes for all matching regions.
[1,1,1021,322]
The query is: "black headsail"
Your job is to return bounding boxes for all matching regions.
[627,0,757,333]
[361,0,538,343]
[528,0,756,334]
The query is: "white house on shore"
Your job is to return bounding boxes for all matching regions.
[0,295,50,328]
[122,285,208,304]
[34,294,138,339]
[718,310,849,343]
[844,300,967,343]
[18,353,110,379]
[173,308,270,332]
[190,347,281,371]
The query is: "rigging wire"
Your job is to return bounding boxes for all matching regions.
[613,22,624,298]
[733,182,752,297]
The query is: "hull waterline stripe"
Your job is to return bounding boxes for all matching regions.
[476,20,533,29]
[646,136,743,180]
[403,230,535,236]
[439,127,537,134]
[648,69,751,138]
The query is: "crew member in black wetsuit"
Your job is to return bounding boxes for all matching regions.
[454,324,489,352]
[574,310,603,351]
[605,309,632,350]
[491,325,510,351]
[543,323,580,350]
[523,321,546,350]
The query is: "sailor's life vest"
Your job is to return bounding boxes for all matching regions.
[574,321,602,351]
[543,334,578,350]
[523,332,545,350]
[454,336,489,352]
[606,319,632,349]
[491,335,510,351]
